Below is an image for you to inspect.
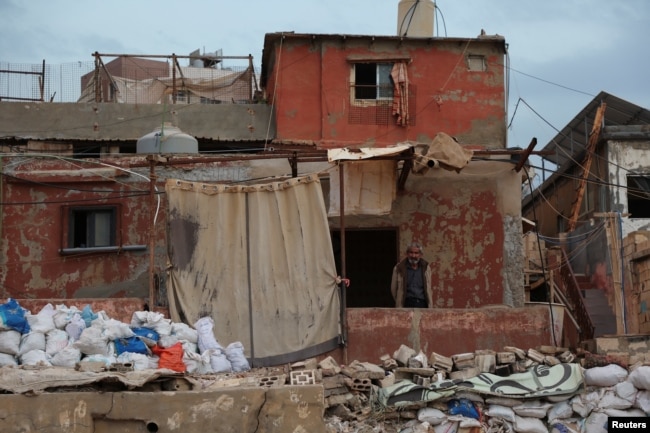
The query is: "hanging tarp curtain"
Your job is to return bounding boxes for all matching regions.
[165,174,341,366]
[78,68,253,104]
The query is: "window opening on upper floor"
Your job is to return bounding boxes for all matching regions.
[627,175,650,218]
[353,63,394,101]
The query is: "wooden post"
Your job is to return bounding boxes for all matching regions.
[596,212,625,334]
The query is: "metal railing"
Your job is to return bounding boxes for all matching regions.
[1,53,261,104]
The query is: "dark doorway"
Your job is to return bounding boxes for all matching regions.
[331,228,399,307]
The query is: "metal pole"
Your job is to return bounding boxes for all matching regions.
[338,162,348,364]
[148,158,156,309]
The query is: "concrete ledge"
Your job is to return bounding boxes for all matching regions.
[0,385,325,433]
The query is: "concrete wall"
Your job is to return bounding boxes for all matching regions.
[0,102,274,142]
[0,386,326,433]
[332,159,525,308]
[326,304,562,363]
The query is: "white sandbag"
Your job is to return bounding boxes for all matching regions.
[80,354,116,367]
[65,313,86,341]
[603,407,647,418]
[73,326,111,356]
[486,396,522,407]
[194,317,223,353]
[225,341,250,372]
[549,419,581,433]
[635,390,650,414]
[98,318,134,340]
[571,391,599,418]
[18,331,46,355]
[584,364,628,387]
[158,334,180,349]
[52,304,80,329]
[433,420,458,433]
[487,417,514,433]
[598,389,633,410]
[485,404,516,423]
[209,348,232,373]
[616,380,638,403]
[417,407,446,425]
[184,350,213,375]
[147,355,159,370]
[584,411,608,433]
[131,311,172,336]
[545,394,573,402]
[448,415,481,428]
[51,346,82,368]
[512,400,552,418]
[171,322,198,343]
[454,391,485,404]
[19,349,52,366]
[45,329,70,356]
[116,352,150,371]
[0,330,21,355]
[547,401,573,422]
[181,340,198,354]
[513,415,547,433]
[629,365,650,390]
[0,352,17,367]
[26,303,56,334]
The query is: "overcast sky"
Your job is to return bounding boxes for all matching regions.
[2,0,649,174]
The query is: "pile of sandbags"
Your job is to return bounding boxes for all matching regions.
[0,298,250,374]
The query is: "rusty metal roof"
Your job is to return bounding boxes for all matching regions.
[541,91,650,169]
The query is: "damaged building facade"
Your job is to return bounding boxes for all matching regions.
[0,2,563,371]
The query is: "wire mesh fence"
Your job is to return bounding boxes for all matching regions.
[1,55,261,104]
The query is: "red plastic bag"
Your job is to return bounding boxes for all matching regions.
[152,342,186,372]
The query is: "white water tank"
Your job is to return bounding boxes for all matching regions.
[136,123,198,154]
[397,0,435,37]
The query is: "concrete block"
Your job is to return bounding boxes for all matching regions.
[452,352,475,369]
[449,367,479,380]
[429,352,453,371]
[475,353,496,373]
[290,370,316,385]
[503,346,527,360]
[318,356,341,376]
[496,352,516,364]
[393,344,417,366]
[375,372,395,388]
[527,348,545,363]
[259,374,287,388]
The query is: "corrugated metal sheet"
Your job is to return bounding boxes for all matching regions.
[541,91,650,169]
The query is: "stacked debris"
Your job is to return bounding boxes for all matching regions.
[316,343,650,433]
[0,299,250,375]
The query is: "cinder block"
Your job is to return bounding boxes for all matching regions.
[260,374,287,387]
[290,370,316,385]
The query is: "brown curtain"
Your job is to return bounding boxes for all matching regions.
[165,175,341,366]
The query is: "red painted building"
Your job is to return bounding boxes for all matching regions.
[0,4,566,357]
[261,32,507,149]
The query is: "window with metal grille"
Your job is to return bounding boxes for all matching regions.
[353,63,394,101]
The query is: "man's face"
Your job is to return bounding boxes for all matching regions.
[407,247,421,264]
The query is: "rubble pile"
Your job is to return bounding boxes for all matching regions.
[2,299,650,433]
[316,344,650,433]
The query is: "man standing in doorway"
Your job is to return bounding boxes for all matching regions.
[391,242,433,308]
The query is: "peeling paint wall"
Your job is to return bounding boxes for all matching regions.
[330,160,525,308]
[265,35,507,149]
[0,156,292,301]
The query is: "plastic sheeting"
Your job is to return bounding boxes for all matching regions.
[165,174,341,367]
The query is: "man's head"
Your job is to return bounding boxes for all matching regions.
[406,242,423,265]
